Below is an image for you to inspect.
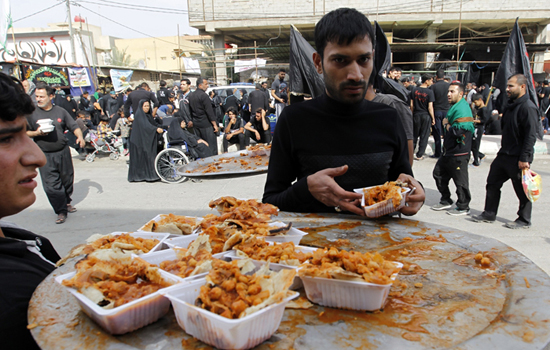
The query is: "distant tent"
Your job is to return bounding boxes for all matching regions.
[373,22,409,103]
[288,25,325,99]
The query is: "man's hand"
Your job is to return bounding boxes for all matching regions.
[519,161,530,170]
[431,118,435,126]
[226,133,232,140]
[188,121,194,128]
[442,117,448,125]
[254,130,260,140]
[28,129,48,137]
[307,165,364,216]
[397,173,425,216]
[157,128,164,134]
[198,139,209,146]
[76,137,85,148]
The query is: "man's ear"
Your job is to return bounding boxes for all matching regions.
[313,52,323,74]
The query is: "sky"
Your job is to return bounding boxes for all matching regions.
[11,0,199,39]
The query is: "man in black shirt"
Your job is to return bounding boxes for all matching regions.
[26,82,85,224]
[410,74,435,160]
[245,108,271,146]
[430,69,450,158]
[156,80,172,106]
[188,77,218,155]
[472,74,538,229]
[124,82,159,118]
[248,83,269,116]
[262,8,425,215]
[471,93,489,166]
[222,107,245,152]
[0,73,61,350]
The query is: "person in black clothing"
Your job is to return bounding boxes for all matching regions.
[262,8,425,215]
[472,74,539,229]
[156,80,172,106]
[245,108,271,146]
[0,72,61,350]
[249,83,269,117]
[167,117,212,159]
[471,93,489,166]
[188,77,218,156]
[177,78,193,128]
[209,90,224,125]
[58,94,78,119]
[124,82,159,118]
[222,107,245,152]
[127,100,164,182]
[539,80,550,131]
[222,88,240,114]
[410,74,435,160]
[239,88,251,123]
[429,69,450,158]
[78,91,92,111]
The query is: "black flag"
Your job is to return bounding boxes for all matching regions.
[493,18,539,109]
[373,22,409,103]
[289,25,325,98]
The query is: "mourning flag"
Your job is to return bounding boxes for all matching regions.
[289,25,325,99]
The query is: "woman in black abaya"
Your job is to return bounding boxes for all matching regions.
[167,117,212,159]
[128,99,163,182]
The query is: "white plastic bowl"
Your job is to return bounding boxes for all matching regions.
[105,231,170,256]
[353,186,411,218]
[163,278,298,350]
[55,268,181,334]
[300,262,403,311]
[264,222,307,245]
[139,214,202,235]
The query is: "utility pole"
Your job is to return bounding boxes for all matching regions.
[177,24,182,79]
[65,0,77,64]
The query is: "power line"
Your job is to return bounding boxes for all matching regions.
[78,0,187,15]
[13,2,64,23]
[87,0,187,13]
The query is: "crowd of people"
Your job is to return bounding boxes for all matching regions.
[1,6,546,349]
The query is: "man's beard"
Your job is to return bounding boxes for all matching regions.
[507,90,520,101]
[323,69,367,104]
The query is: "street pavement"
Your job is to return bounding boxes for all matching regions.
[6,146,550,278]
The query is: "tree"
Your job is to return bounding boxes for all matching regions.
[110,46,137,67]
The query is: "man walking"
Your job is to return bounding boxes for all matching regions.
[410,74,435,160]
[188,77,218,156]
[124,82,159,118]
[472,74,539,228]
[249,83,269,117]
[471,93,489,166]
[26,82,85,224]
[156,80,172,106]
[271,69,288,118]
[430,69,450,158]
[431,82,474,216]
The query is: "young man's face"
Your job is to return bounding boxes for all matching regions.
[0,116,46,218]
[313,35,373,104]
[278,72,286,81]
[473,99,483,108]
[255,112,262,120]
[448,85,463,104]
[180,81,189,93]
[506,77,525,101]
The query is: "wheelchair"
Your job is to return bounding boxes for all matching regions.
[154,132,195,184]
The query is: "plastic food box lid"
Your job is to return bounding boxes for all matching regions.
[55,266,182,334]
[163,278,299,350]
[353,186,411,218]
[300,262,403,311]
[103,231,170,256]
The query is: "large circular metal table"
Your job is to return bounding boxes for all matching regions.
[29,213,550,349]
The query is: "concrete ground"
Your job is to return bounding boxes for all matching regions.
[5,145,550,277]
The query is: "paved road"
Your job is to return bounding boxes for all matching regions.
[6,150,550,277]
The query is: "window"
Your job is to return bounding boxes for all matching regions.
[150,72,160,81]
[161,57,167,61]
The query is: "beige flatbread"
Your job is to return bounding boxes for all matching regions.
[241,268,296,317]
[286,296,314,309]
[154,223,182,235]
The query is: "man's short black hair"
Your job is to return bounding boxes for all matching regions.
[77,110,89,117]
[421,74,433,83]
[400,77,410,83]
[140,82,150,89]
[314,8,374,60]
[226,106,238,115]
[0,73,35,122]
[472,93,483,102]
[279,69,286,73]
[181,78,191,85]
[509,73,528,86]
[450,82,465,93]
[436,69,445,79]
[255,83,261,89]
[99,115,109,122]
[389,66,402,73]
[82,91,89,96]
[35,81,54,96]
[255,107,263,114]
[160,80,166,87]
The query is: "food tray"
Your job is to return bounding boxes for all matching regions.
[177,150,269,177]
[264,222,307,245]
[300,262,403,311]
[163,234,200,250]
[353,186,411,218]
[224,245,318,290]
[106,231,170,256]
[55,268,181,335]
[163,278,299,350]
[138,214,201,235]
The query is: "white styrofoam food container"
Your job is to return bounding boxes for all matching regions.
[300,262,403,311]
[264,222,307,245]
[225,245,317,290]
[138,214,201,235]
[55,268,181,334]
[163,234,200,249]
[163,278,298,350]
[101,231,170,256]
[139,247,227,281]
[353,186,411,218]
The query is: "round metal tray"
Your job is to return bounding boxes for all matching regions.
[177,149,269,177]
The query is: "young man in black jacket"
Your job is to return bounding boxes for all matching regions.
[0,73,61,350]
[471,93,490,166]
[472,74,539,229]
[188,77,218,156]
[262,8,425,215]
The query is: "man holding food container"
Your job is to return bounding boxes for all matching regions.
[263,8,425,215]
[26,82,85,224]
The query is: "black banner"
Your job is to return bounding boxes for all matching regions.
[288,26,325,98]
[22,65,69,88]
